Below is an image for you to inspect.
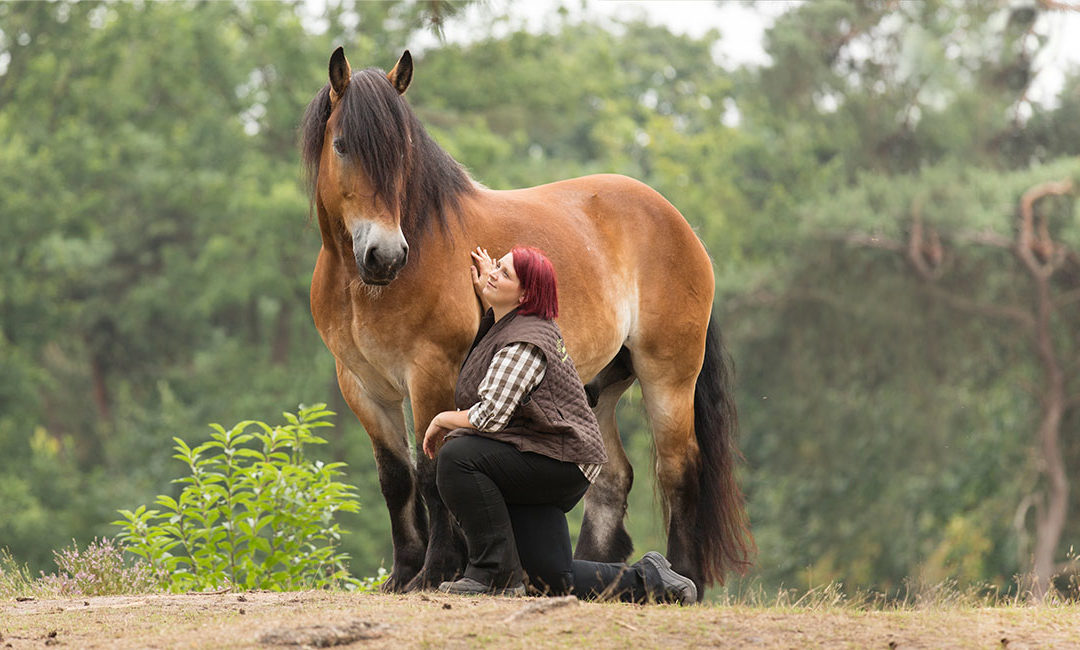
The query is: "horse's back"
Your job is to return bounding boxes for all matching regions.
[486,173,708,263]
[468,173,714,379]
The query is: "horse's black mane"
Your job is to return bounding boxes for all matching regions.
[300,67,473,239]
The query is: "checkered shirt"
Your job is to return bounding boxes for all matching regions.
[467,342,603,483]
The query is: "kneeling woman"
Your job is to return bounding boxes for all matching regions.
[422,245,696,603]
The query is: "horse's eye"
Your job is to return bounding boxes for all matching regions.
[332,137,346,156]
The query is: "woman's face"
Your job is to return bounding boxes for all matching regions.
[483,252,524,309]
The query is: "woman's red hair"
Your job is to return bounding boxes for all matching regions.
[512,246,559,320]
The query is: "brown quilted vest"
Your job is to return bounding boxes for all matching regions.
[450,309,607,465]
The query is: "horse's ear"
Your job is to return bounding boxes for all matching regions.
[329,46,352,103]
[387,50,412,94]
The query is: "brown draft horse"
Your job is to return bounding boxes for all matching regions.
[301,47,753,598]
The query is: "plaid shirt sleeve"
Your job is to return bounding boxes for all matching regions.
[467,342,547,432]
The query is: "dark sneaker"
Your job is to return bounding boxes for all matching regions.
[639,551,698,604]
[438,576,526,597]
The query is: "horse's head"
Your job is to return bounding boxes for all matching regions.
[302,47,471,286]
[306,47,415,285]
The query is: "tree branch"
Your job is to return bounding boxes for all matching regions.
[1016,179,1074,278]
[844,226,1032,327]
[953,230,1014,249]
[843,232,904,252]
[920,284,1036,331]
[907,198,945,280]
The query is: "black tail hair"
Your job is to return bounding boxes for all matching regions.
[693,316,755,585]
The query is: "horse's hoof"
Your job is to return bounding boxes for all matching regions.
[404,567,460,592]
[380,572,416,593]
[402,571,436,592]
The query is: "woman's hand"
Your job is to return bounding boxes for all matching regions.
[422,409,475,458]
[422,419,449,459]
[470,246,495,300]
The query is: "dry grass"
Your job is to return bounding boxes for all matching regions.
[2,590,1080,649]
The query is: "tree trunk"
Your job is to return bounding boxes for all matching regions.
[1030,276,1068,601]
[1014,178,1074,601]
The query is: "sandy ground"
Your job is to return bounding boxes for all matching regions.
[2,591,1079,649]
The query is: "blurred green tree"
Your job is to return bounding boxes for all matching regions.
[724,0,1080,599]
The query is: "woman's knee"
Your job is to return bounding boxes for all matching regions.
[436,435,482,496]
[437,435,472,468]
[438,434,486,474]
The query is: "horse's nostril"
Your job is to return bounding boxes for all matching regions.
[364,247,378,269]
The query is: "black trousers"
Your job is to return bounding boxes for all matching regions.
[510,504,652,601]
[436,435,652,600]
[436,434,590,587]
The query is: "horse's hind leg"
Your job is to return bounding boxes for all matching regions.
[575,364,636,564]
[629,308,751,600]
[336,363,427,592]
[635,364,706,597]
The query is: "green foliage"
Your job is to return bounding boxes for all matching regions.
[113,405,362,592]
[728,157,1080,595]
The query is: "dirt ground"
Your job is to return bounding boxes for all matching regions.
[2,591,1079,649]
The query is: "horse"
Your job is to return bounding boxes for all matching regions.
[301,47,753,599]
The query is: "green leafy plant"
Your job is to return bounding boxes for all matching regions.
[113,404,362,592]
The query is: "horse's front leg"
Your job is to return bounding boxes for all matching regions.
[402,361,468,590]
[335,362,427,592]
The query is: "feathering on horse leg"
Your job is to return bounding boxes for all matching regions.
[575,375,636,563]
[639,377,706,599]
[405,379,468,590]
[408,450,466,590]
[371,441,429,592]
[335,365,427,592]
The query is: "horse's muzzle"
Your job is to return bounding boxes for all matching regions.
[355,240,409,285]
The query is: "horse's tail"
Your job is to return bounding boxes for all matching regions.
[693,315,755,586]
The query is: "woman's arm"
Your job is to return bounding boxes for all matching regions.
[466,343,546,432]
[431,409,472,430]
[422,342,547,458]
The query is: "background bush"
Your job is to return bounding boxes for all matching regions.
[114,405,364,592]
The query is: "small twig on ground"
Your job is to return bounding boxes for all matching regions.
[184,588,230,596]
[502,595,579,622]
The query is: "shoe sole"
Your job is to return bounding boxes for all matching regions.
[438,580,525,597]
[496,585,526,597]
[641,551,698,604]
